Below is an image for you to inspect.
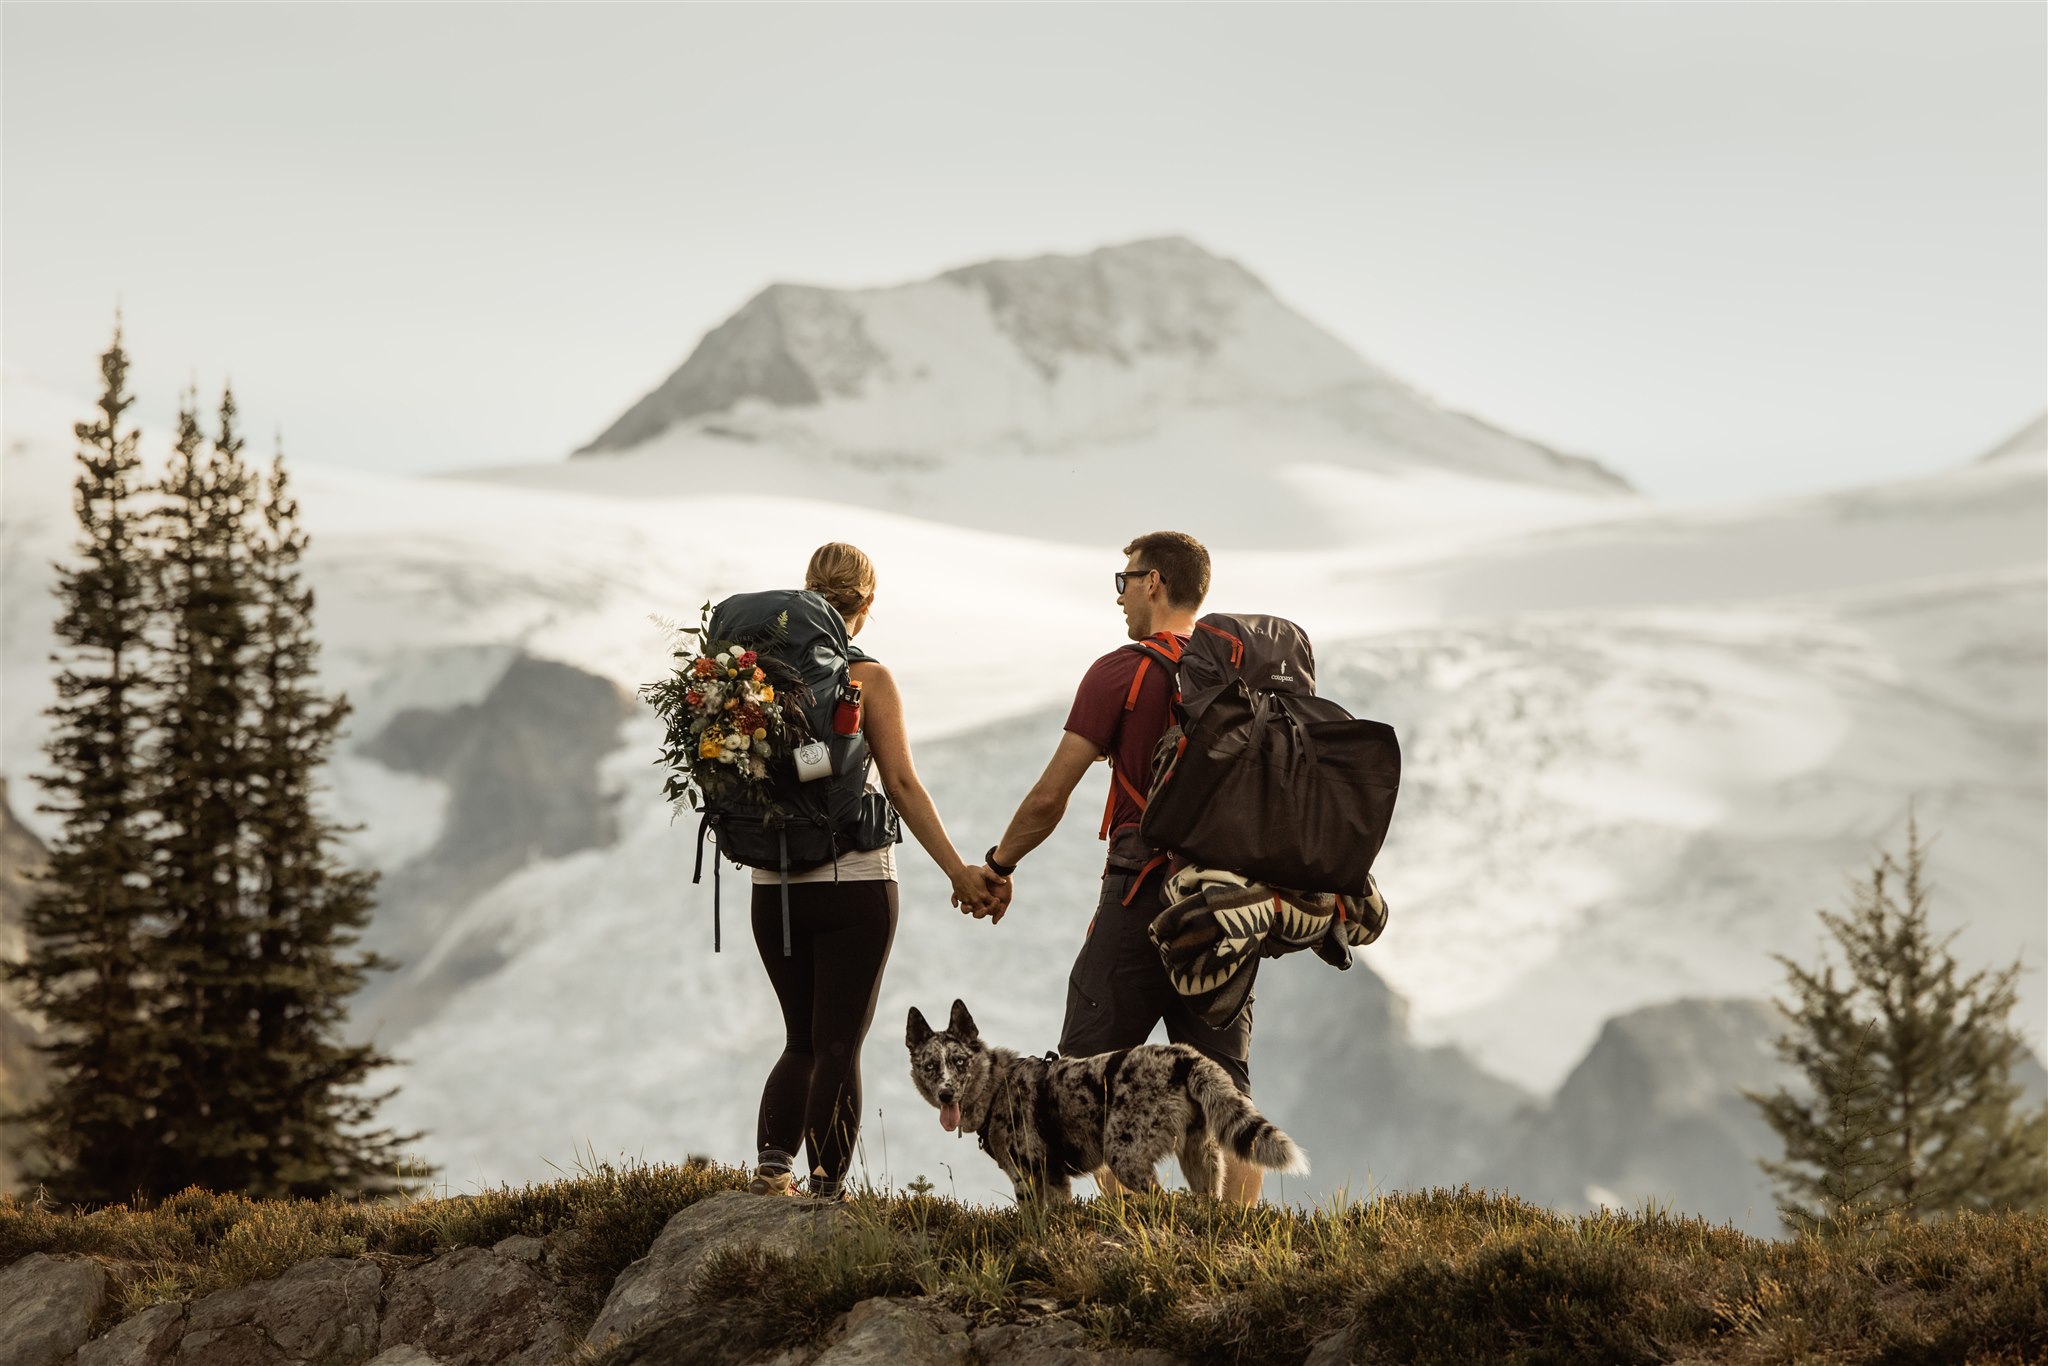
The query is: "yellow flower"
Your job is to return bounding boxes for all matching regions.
[760,685,774,703]
[698,731,722,759]
[752,727,767,740]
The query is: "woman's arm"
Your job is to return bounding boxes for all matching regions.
[849,662,994,910]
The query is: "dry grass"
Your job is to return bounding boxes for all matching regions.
[5,1168,2043,1364]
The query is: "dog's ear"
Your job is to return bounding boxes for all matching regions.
[948,999,978,1040]
[906,1006,933,1050]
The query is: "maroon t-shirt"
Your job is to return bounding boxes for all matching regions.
[1063,634,1188,862]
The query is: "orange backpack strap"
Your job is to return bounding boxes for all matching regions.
[1194,619,1245,668]
[1120,853,1171,905]
[1121,632,1185,712]
[1102,632,1186,839]
[1123,656,1151,712]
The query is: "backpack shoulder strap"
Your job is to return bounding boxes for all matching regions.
[1118,632,1186,713]
[1099,633,1188,840]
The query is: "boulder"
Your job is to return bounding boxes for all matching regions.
[74,1304,186,1366]
[378,1244,576,1366]
[585,1191,854,1347]
[1301,1328,1355,1365]
[0,1253,110,1366]
[970,1318,1188,1365]
[812,1298,968,1365]
[174,1257,383,1366]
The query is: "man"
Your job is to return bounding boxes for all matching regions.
[975,531,1265,1205]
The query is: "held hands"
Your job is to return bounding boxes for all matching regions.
[948,863,1013,924]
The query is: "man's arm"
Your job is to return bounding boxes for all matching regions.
[991,730,1103,870]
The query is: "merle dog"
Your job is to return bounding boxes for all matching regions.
[905,999,1307,1201]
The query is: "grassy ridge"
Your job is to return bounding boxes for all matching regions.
[3,1164,2043,1364]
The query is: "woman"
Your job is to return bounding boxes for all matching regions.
[748,542,999,1200]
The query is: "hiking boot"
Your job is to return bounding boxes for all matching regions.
[804,1165,853,1202]
[747,1167,796,1196]
[748,1148,797,1196]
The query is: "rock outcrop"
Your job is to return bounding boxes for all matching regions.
[27,1192,1211,1366]
[0,1253,109,1366]
[586,1191,855,1348]
[33,1237,576,1366]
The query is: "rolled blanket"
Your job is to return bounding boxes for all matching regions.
[1147,866,1389,1027]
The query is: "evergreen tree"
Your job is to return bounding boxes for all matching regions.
[146,386,263,1193]
[3,325,176,1203]
[1748,816,2048,1230]
[239,445,413,1196]
[14,340,419,1202]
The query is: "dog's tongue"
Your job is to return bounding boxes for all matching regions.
[940,1100,961,1133]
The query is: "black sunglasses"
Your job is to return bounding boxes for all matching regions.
[1114,568,1156,593]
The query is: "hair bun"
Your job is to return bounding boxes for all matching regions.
[804,542,877,619]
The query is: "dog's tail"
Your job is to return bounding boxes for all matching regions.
[1189,1053,1309,1175]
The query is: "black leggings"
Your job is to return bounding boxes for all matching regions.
[751,879,898,1191]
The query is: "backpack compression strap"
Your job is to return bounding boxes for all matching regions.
[1194,618,1245,667]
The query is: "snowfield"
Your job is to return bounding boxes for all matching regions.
[6,370,2039,1203]
[2,237,2040,1205]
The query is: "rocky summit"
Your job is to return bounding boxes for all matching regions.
[570,236,1628,510]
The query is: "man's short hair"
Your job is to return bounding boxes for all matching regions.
[1124,531,1210,611]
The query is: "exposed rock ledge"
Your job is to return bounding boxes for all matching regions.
[2,1192,1349,1366]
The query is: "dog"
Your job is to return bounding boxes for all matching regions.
[905,999,1308,1201]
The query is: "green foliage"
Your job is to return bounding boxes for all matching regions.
[1748,815,2048,1231]
[4,324,174,1203]
[7,333,415,1203]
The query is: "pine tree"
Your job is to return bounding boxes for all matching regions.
[14,341,420,1202]
[1748,816,2048,1231]
[146,386,263,1193]
[3,325,176,1203]
[239,444,414,1196]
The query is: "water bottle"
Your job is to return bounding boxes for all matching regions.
[832,679,863,735]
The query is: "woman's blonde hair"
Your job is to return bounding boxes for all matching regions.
[804,542,877,619]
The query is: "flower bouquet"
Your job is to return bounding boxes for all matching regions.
[643,604,813,813]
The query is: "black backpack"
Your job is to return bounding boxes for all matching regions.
[689,590,900,952]
[1110,613,1400,899]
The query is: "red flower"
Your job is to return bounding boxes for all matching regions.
[737,650,758,668]
[685,690,704,708]
[691,657,716,678]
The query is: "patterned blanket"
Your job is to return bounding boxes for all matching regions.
[1147,866,1389,1028]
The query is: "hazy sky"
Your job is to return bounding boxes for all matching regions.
[3,4,2042,502]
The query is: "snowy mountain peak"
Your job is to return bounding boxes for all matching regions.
[571,236,1630,504]
[576,235,1329,456]
[932,236,1273,378]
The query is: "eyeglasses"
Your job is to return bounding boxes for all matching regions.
[1114,568,1156,593]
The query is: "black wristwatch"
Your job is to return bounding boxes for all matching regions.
[985,845,1016,878]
